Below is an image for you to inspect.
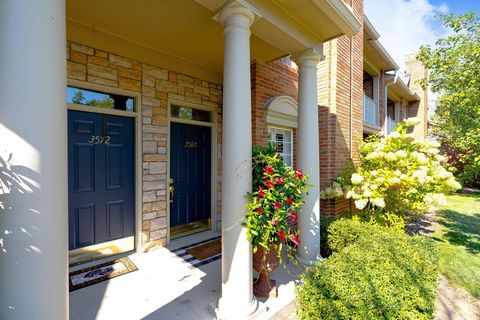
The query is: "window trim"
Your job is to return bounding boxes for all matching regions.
[268,125,294,168]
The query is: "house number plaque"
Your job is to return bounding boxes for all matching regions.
[184,141,198,149]
[88,135,111,144]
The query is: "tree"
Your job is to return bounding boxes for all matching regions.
[417,12,480,186]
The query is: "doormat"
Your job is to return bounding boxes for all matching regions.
[69,257,138,291]
[173,237,222,269]
[187,238,221,261]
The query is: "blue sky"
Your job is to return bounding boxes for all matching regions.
[430,0,480,14]
[365,0,479,70]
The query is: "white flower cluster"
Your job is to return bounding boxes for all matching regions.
[319,181,344,200]
[319,118,462,217]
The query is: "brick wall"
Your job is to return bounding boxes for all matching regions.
[405,52,428,140]
[317,0,364,216]
[66,41,223,251]
[251,60,299,167]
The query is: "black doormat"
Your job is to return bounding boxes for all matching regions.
[69,257,138,291]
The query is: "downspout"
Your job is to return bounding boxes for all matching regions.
[349,36,353,158]
[384,71,398,134]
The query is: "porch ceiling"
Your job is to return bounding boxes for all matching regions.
[67,0,360,83]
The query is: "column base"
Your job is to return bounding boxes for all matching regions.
[296,254,325,266]
[211,296,266,320]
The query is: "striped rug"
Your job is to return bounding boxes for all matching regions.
[172,237,222,269]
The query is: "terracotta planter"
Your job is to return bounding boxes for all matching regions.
[252,244,280,298]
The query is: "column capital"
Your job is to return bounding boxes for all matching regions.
[213,0,261,27]
[291,48,324,67]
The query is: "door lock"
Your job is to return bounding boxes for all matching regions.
[169,178,174,207]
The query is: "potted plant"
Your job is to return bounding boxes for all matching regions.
[243,145,309,298]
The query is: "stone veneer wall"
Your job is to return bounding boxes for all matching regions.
[66,41,223,251]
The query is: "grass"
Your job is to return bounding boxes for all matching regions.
[432,192,480,298]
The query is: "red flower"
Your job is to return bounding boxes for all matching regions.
[264,165,275,175]
[289,211,297,222]
[271,219,279,226]
[294,169,303,179]
[275,153,281,159]
[277,231,285,240]
[258,187,266,198]
[286,197,293,205]
[265,181,275,189]
[275,177,285,185]
[273,201,282,210]
[256,207,263,214]
[291,234,300,247]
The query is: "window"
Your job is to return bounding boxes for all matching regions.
[67,86,134,112]
[268,126,293,167]
[170,105,212,123]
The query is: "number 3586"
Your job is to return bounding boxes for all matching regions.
[88,135,111,144]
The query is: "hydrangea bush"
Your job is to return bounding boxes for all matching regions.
[243,145,309,264]
[320,118,461,225]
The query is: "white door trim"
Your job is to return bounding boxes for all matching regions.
[66,79,143,254]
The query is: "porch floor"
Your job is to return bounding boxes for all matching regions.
[69,244,303,319]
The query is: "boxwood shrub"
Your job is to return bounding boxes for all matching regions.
[296,219,438,320]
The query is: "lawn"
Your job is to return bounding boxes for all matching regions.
[432,192,480,298]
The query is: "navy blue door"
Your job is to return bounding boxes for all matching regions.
[68,110,135,250]
[170,123,211,227]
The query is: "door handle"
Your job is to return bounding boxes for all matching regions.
[169,178,174,207]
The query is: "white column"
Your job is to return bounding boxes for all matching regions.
[0,1,68,319]
[214,2,260,319]
[292,49,323,265]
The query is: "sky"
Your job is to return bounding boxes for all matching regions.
[364,0,480,70]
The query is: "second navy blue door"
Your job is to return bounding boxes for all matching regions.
[170,123,211,227]
[68,110,135,250]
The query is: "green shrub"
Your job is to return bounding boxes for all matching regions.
[296,220,439,320]
[320,216,337,258]
[327,218,403,253]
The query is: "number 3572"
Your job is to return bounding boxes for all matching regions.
[88,135,111,144]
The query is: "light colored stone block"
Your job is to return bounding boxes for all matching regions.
[142,85,156,97]
[143,125,167,134]
[87,75,117,87]
[177,74,194,88]
[119,67,141,81]
[144,154,167,162]
[143,191,157,202]
[143,64,168,80]
[150,162,167,174]
[150,217,167,231]
[88,63,117,80]
[67,61,86,80]
[194,84,210,96]
[143,141,157,153]
[87,55,109,67]
[149,228,166,241]
[119,78,141,91]
[143,181,163,191]
[109,54,132,68]
[143,97,160,107]
[156,79,177,93]
[71,43,94,55]
[143,212,157,220]
[143,174,164,182]
[143,75,155,86]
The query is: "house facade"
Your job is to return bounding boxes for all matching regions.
[0,0,427,319]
